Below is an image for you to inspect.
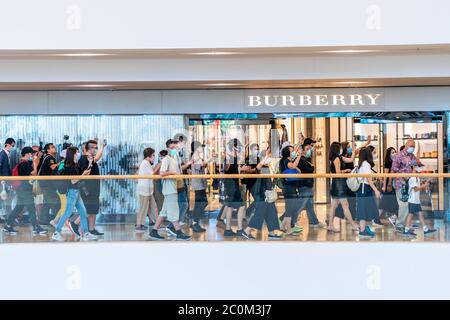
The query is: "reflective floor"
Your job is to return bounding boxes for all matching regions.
[0,204,447,243]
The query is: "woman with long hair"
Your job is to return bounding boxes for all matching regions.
[51,147,97,242]
[356,147,382,237]
[328,142,359,232]
[377,147,399,226]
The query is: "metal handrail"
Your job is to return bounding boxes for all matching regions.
[0,173,447,180]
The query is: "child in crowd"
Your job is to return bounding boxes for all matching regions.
[404,165,437,236]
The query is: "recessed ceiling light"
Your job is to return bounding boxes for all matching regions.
[56,53,114,57]
[190,51,240,56]
[321,49,380,54]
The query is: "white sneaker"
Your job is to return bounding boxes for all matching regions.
[81,232,98,241]
[49,219,57,228]
[388,216,397,227]
[51,231,65,242]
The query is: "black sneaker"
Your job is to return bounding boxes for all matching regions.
[176,231,192,241]
[192,223,206,233]
[237,229,255,240]
[166,224,177,237]
[149,229,165,240]
[268,233,283,240]
[424,228,437,235]
[3,225,17,235]
[224,229,237,237]
[33,225,48,235]
[89,229,104,236]
[69,221,81,237]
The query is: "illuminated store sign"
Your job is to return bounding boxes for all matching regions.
[247,93,382,107]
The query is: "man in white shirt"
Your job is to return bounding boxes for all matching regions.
[136,148,159,232]
[149,139,192,240]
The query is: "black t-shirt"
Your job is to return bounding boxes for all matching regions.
[224,156,239,174]
[78,155,100,196]
[18,160,33,191]
[241,156,260,191]
[40,155,57,176]
[298,156,315,187]
[61,165,81,189]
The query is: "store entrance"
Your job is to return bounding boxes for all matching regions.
[188,111,446,212]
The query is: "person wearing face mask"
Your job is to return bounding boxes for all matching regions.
[222,138,248,238]
[39,143,61,226]
[3,147,47,235]
[392,139,422,229]
[190,141,211,233]
[0,138,16,224]
[293,138,326,229]
[51,147,97,242]
[328,142,359,233]
[335,138,372,223]
[149,139,191,240]
[77,139,106,237]
[241,143,261,218]
[278,144,302,235]
[378,147,399,227]
[153,150,168,213]
[135,148,160,232]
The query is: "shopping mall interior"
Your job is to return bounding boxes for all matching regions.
[0,110,448,243]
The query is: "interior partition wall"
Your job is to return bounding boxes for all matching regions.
[0,115,185,216]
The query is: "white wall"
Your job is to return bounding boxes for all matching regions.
[1,87,450,115]
[1,242,450,299]
[1,0,450,50]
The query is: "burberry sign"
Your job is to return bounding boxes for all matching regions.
[247,93,382,107]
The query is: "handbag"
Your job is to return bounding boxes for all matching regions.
[32,180,42,195]
[283,168,302,182]
[346,167,362,192]
[264,189,278,203]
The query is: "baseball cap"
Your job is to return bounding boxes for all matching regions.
[21,146,37,157]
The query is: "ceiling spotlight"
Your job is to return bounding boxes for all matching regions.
[321,49,380,54]
[56,53,114,57]
[190,51,240,56]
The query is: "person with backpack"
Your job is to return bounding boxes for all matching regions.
[51,147,97,242]
[3,147,47,235]
[356,147,382,237]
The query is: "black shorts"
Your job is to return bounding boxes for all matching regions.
[408,203,422,214]
[81,193,100,215]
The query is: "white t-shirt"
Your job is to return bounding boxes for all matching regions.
[160,155,180,195]
[358,161,373,184]
[191,154,207,191]
[137,160,154,196]
[408,177,421,204]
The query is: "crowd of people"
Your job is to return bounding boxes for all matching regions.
[0,130,437,241]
